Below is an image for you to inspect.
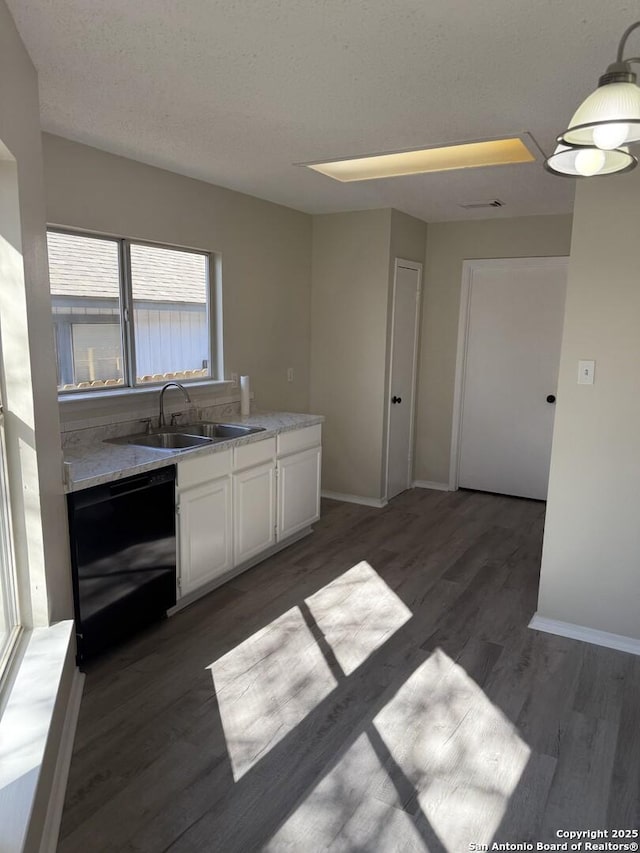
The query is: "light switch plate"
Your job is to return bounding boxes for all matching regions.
[578,360,595,385]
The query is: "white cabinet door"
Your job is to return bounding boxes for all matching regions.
[178,476,233,597]
[233,461,276,565]
[277,446,321,540]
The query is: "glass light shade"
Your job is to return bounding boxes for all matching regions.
[543,144,636,177]
[561,82,640,147]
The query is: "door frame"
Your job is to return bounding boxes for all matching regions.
[449,256,569,492]
[384,258,423,501]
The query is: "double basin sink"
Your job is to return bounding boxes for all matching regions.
[106,422,266,452]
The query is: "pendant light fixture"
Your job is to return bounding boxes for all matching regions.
[544,143,636,178]
[545,20,640,177]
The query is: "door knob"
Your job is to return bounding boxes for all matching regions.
[546,394,556,404]
[392,396,402,404]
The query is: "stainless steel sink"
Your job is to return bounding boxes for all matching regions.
[107,432,214,451]
[105,422,265,451]
[181,422,266,439]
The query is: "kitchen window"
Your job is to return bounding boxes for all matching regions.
[47,230,217,393]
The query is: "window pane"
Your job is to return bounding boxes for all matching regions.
[71,324,123,384]
[47,232,124,390]
[129,243,210,385]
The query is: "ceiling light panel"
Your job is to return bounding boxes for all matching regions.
[305,137,537,182]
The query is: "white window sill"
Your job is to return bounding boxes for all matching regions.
[0,621,74,853]
[59,379,234,407]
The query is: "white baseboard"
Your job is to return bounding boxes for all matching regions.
[412,480,451,492]
[321,490,387,509]
[529,614,640,657]
[39,668,85,853]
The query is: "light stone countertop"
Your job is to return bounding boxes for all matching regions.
[63,411,324,493]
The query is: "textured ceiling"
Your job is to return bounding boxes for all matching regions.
[7,0,639,221]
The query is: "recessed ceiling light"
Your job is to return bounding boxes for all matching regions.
[302,136,538,182]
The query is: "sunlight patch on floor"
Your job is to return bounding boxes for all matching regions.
[373,648,531,852]
[209,561,412,780]
[208,605,338,780]
[305,561,412,675]
[264,732,430,852]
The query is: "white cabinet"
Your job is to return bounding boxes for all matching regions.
[277,445,322,540]
[175,425,321,602]
[177,475,233,597]
[233,461,276,565]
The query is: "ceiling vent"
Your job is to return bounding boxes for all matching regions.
[459,199,505,209]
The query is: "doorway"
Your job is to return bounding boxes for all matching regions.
[451,257,568,500]
[385,259,422,501]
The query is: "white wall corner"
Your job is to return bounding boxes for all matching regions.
[529,613,640,657]
[412,480,451,492]
[321,490,387,509]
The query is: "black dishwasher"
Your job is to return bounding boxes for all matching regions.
[67,466,177,663]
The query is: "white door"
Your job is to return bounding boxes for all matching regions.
[386,259,422,500]
[277,446,322,540]
[456,257,568,500]
[178,477,233,597]
[233,462,276,565]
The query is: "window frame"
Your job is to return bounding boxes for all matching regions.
[47,227,220,395]
[0,384,22,696]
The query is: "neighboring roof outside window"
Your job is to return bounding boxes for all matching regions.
[47,231,207,304]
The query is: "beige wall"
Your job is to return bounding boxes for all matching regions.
[310,208,426,501]
[389,208,428,265]
[0,4,71,626]
[538,170,640,641]
[310,210,392,500]
[41,133,312,422]
[415,214,573,485]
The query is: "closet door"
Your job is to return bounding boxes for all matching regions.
[457,257,568,500]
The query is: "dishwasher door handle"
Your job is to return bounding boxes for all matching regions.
[109,474,155,497]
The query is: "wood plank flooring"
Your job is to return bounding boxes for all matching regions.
[58,489,640,852]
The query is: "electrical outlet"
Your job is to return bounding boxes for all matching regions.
[231,372,238,387]
[287,368,294,383]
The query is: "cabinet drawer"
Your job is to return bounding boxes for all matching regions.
[277,424,322,457]
[177,449,232,489]
[233,437,276,471]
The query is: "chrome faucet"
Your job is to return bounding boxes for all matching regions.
[158,382,192,428]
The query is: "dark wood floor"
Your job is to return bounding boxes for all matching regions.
[59,489,640,852]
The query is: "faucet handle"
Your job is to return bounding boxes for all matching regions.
[139,418,153,434]
[170,412,183,426]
